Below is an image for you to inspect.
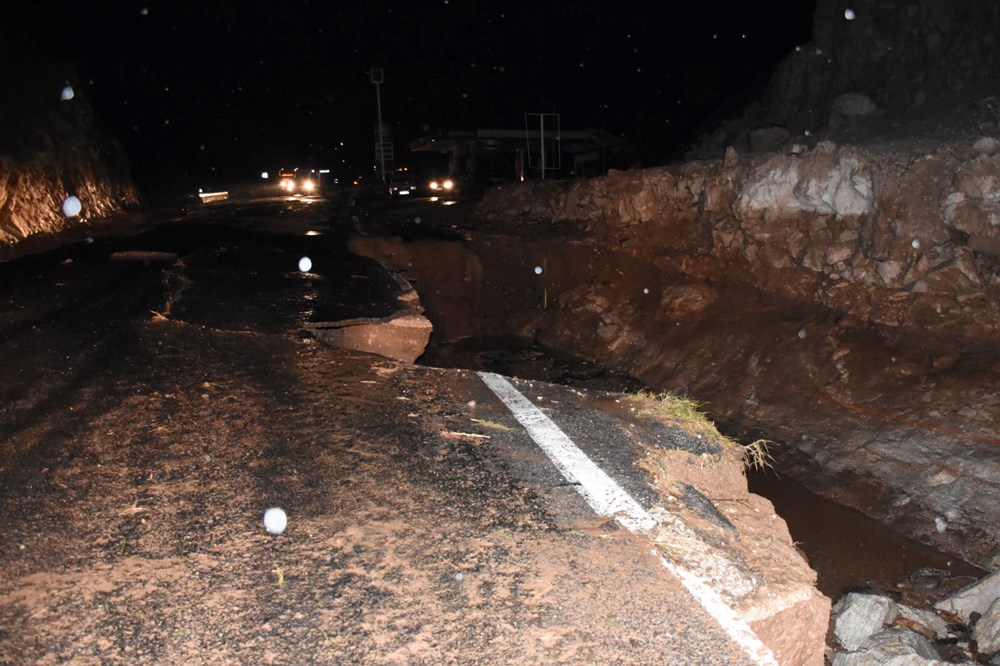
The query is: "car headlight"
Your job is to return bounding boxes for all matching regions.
[281,180,295,192]
[301,179,315,192]
[442,179,454,191]
[429,180,440,191]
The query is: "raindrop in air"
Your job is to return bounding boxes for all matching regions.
[62,196,82,217]
[60,85,75,101]
[533,266,543,275]
[643,288,650,294]
[298,257,313,272]
[844,8,856,20]
[263,507,287,535]
[797,329,807,340]
[912,239,921,249]
[140,7,149,15]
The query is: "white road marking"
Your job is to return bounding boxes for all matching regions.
[477,371,655,533]
[477,371,779,666]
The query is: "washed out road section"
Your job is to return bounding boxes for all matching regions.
[477,371,779,666]
[0,204,762,664]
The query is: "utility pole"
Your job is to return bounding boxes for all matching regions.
[539,113,545,181]
[370,67,386,185]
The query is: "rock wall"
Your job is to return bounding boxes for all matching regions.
[478,139,1000,350]
[0,44,140,253]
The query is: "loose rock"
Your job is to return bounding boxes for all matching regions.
[833,592,899,651]
[973,598,1000,655]
[935,571,1000,623]
[831,628,945,665]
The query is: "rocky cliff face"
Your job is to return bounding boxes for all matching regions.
[691,0,1000,158]
[0,44,140,254]
[477,139,1000,352]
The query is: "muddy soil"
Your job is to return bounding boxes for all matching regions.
[0,202,786,665]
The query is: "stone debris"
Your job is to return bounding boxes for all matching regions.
[935,571,1000,623]
[828,92,881,132]
[306,313,432,364]
[973,598,1000,655]
[828,573,1000,663]
[831,628,946,666]
[972,136,1000,155]
[833,592,899,651]
[895,604,949,640]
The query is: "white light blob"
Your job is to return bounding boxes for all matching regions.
[797,329,807,339]
[298,256,313,272]
[912,239,921,249]
[643,288,650,294]
[263,507,287,535]
[534,266,543,275]
[62,196,82,217]
[60,85,75,101]
[844,8,856,20]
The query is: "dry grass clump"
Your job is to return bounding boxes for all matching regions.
[626,390,773,471]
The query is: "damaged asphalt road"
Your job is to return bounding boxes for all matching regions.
[0,200,810,664]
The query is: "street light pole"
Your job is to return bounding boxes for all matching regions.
[371,67,386,185]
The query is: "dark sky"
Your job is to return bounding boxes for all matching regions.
[10,0,814,190]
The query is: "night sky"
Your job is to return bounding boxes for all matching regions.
[9,0,815,193]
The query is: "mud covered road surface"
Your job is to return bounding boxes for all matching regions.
[0,199,807,664]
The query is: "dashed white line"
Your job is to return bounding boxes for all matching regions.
[477,371,779,666]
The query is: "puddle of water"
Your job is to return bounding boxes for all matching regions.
[748,468,986,601]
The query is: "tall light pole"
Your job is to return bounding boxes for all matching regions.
[371,67,386,184]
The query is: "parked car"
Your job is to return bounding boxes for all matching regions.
[388,170,417,198]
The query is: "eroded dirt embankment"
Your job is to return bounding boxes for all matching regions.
[0,43,140,256]
[353,140,1000,570]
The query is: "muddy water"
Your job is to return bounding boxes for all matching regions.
[748,469,985,601]
[421,338,986,602]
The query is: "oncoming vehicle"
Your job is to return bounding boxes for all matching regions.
[278,168,317,195]
[427,175,456,194]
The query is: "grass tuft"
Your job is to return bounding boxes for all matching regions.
[741,439,774,471]
[626,391,726,443]
[627,390,774,471]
